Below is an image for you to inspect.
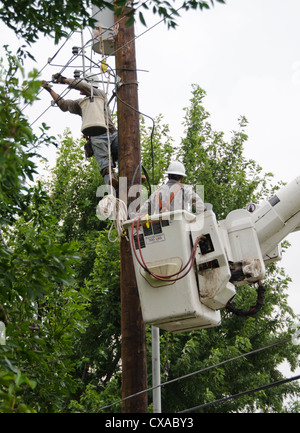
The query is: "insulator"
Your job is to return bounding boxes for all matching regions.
[74,69,81,79]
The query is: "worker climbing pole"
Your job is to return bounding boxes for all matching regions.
[114,1,148,413]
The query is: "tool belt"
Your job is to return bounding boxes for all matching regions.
[83,136,94,158]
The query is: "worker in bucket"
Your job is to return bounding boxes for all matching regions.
[42,73,118,189]
[136,161,205,216]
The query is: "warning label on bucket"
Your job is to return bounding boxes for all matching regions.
[145,234,166,245]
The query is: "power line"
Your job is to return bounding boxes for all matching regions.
[27,34,116,126]
[20,29,77,112]
[98,4,184,64]
[179,374,300,413]
[25,0,149,90]
[22,7,122,115]
[27,4,183,127]
[97,336,293,412]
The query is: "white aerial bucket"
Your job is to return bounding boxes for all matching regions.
[123,210,223,333]
[79,96,107,136]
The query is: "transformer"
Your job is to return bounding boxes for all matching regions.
[91,3,116,56]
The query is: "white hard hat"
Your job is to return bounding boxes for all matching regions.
[85,72,100,88]
[166,161,186,177]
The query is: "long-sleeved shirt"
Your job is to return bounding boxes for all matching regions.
[137,179,205,216]
[55,78,116,132]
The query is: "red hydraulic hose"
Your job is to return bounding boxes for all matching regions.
[131,217,202,282]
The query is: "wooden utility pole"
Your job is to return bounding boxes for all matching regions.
[114,3,148,413]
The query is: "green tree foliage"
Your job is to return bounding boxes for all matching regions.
[46,131,122,408]
[0,46,55,226]
[0,0,226,44]
[0,179,87,412]
[179,84,276,219]
[48,130,105,242]
[0,49,89,412]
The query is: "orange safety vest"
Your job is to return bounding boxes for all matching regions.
[156,183,183,213]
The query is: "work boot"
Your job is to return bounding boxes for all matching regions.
[109,175,119,190]
[103,168,119,191]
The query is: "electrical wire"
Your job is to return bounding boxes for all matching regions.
[114,92,156,184]
[103,4,185,63]
[29,71,94,127]
[179,374,300,413]
[23,0,179,131]
[97,336,293,412]
[22,9,116,116]
[28,38,114,126]
[27,2,181,129]
[20,29,77,112]
[26,0,149,93]
[40,2,117,75]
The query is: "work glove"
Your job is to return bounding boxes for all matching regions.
[52,73,66,83]
[41,80,52,92]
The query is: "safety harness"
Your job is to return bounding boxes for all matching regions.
[156,183,183,213]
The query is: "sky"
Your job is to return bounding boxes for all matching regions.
[2,0,299,373]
